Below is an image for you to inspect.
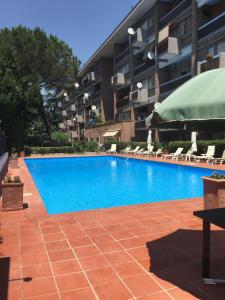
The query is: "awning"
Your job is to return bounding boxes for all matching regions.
[103,130,120,137]
[146,68,225,131]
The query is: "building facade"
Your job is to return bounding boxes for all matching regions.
[58,0,225,144]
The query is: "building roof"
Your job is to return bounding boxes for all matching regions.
[79,0,156,77]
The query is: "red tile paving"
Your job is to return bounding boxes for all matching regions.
[1,155,225,299]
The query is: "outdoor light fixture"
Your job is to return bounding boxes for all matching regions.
[137,82,143,89]
[74,82,80,89]
[128,27,135,35]
[63,92,68,97]
[91,105,97,111]
[147,51,155,60]
[84,92,89,99]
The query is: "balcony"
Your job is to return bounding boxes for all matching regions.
[160,73,192,94]
[116,47,130,63]
[57,101,62,108]
[62,110,67,117]
[111,73,125,86]
[70,104,76,112]
[130,89,148,104]
[198,11,225,40]
[198,52,225,73]
[159,0,191,29]
[131,28,149,48]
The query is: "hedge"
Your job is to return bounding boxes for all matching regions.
[29,141,99,155]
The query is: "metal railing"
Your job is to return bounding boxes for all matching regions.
[198,11,225,40]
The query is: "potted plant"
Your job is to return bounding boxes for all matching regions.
[202,172,225,210]
[9,148,18,168]
[1,175,24,211]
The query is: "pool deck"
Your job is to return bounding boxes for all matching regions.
[1,154,225,299]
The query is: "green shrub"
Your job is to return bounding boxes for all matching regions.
[84,141,98,152]
[30,146,84,155]
[51,131,69,146]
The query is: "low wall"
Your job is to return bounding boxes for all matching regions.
[0,152,9,196]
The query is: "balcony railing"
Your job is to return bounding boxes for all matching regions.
[135,119,147,129]
[116,47,130,63]
[197,0,220,7]
[81,72,96,86]
[159,0,191,29]
[198,11,225,40]
[71,131,78,138]
[158,36,181,56]
[75,115,84,123]
[160,73,192,94]
[66,120,73,126]
[134,60,155,76]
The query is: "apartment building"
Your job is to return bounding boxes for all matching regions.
[58,0,225,144]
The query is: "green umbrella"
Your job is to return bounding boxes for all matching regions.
[146,69,225,131]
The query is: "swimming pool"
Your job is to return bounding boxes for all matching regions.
[25,156,221,214]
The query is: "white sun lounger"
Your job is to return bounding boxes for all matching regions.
[107,144,117,154]
[162,147,184,161]
[194,146,215,163]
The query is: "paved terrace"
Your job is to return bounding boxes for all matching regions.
[1,155,225,299]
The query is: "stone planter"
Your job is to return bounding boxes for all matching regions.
[1,182,24,211]
[202,177,225,210]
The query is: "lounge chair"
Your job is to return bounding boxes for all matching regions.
[135,148,145,156]
[162,147,184,161]
[127,146,140,155]
[107,144,117,154]
[194,145,215,163]
[181,149,195,162]
[121,146,131,154]
[211,150,225,165]
[143,146,154,156]
[153,148,163,157]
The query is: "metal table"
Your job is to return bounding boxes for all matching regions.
[194,208,225,284]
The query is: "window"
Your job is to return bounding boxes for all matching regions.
[118,63,130,74]
[208,46,215,56]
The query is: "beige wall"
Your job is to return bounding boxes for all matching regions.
[85,122,135,143]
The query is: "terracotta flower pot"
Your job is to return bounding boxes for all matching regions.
[202,177,225,210]
[1,182,24,211]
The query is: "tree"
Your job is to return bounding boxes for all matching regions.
[0,26,80,150]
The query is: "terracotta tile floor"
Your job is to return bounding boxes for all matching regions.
[1,155,225,299]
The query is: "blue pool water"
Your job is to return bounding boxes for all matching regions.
[25,156,223,214]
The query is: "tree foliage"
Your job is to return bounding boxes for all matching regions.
[0,26,80,150]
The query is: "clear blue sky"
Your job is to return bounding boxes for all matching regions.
[0,0,139,66]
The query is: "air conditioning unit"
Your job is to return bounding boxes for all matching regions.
[87,72,95,82]
[70,104,76,111]
[71,131,78,138]
[111,73,125,85]
[58,123,66,129]
[66,120,73,126]
[130,89,148,103]
[62,110,67,116]
[76,115,84,123]
[131,28,148,48]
